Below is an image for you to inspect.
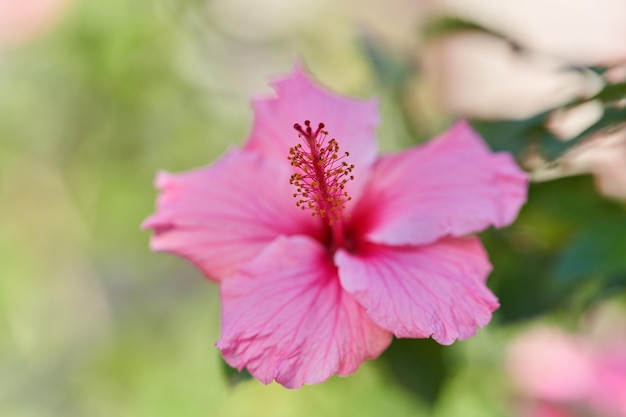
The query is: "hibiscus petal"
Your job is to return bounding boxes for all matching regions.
[142,149,321,281]
[217,235,392,389]
[335,237,498,345]
[243,63,379,203]
[353,120,528,246]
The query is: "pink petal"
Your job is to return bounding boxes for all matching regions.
[217,235,392,389]
[352,120,528,246]
[142,149,321,281]
[593,356,626,417]
[526,403,578,417]
[243,62,380,203]
[506,326,594,402]
[335,237,498,345]
[0,0,71,46]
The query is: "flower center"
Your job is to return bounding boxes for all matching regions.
[288,120,354,249]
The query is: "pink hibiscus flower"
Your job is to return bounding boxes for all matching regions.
[507,323,626,417]
[142,64,528,388]
[0,0,71,46]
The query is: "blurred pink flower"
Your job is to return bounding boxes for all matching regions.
[507,326,595,403]
[143,64,528,388]
[593,349,626,417]
[0,0,70,46]
[507,312,626,417]
[526,403,578,417]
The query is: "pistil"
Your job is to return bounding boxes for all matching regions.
[288,120,354,249]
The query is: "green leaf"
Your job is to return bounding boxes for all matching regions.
[483,176,626,323]
[470,113,550,158]
[359,36,411,88]
[595,82,626,104]
[422,17,504,42]
[567,82,626,108]
[220,358,253,387]
[378,338,448,406]
[472,80,626,162]
[553,216,626,286]
[566,105,626,142]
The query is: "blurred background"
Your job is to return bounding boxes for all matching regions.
[1,0,625,416]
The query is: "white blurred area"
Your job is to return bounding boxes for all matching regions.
[422,0,626,65]
[422,31,603,120]
[207,0,326,42]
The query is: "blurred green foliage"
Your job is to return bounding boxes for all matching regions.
[484,176,626,323]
